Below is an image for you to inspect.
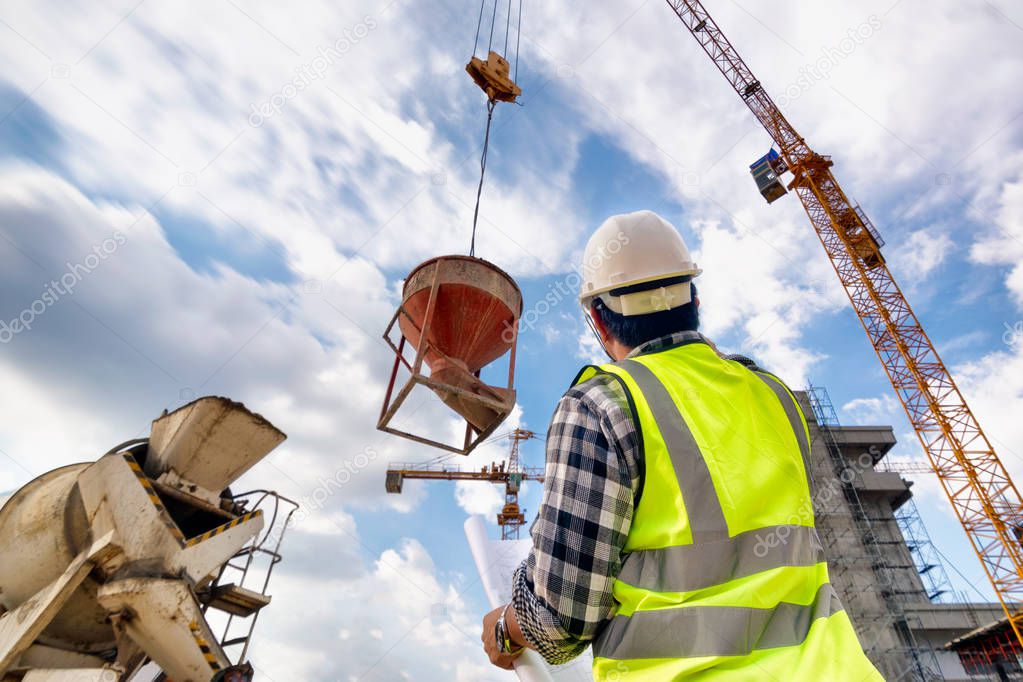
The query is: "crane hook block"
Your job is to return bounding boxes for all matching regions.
[466,51,522,103]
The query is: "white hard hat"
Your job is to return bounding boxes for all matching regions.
[578,210,701,316]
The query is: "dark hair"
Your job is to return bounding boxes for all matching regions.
[592,284,699,348]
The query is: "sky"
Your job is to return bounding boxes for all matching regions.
[1,0,1022,679]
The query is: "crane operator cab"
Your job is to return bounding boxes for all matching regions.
[750,148,788,203]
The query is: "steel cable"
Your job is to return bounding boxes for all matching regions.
[469,99,497,257]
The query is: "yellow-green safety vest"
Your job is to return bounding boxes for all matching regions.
[573,339,882,681]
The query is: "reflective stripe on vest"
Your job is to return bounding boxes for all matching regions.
[617,358,728,542]
[595,582,842,660]
[617,523,824,593]
[575,341,880,680]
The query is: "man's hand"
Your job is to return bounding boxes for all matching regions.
[481,604,524,670]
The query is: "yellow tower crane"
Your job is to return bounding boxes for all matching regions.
[664,0,1023,650]
[385,429,544,540]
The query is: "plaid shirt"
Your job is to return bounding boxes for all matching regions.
[512,331,744,664]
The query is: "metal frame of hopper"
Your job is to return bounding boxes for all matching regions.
[377,261,519,455]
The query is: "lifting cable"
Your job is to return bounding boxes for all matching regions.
[466,0,523,258]
[469,99,496,257]
[487,0,499,53]
[514,0,522,82]
[503,0,512,58]
[472,0,486,56]
[472,0,504,59]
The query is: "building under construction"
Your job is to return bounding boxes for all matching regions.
[799,384,1008,681]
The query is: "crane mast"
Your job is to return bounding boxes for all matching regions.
[666,0,1023,647]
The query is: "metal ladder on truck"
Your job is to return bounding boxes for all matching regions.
[205,490,299,665]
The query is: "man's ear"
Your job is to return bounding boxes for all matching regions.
[589,304,608,342]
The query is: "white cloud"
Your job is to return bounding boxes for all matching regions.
[971,174,1023,308]
[250,538,492,681]
[694,219,833,384]
[841,394,901,425]
[540,323,561,345]
[892,228,953,281]
[0,163,422,501]
[954,347,1023,482]
[0,0,587,280]
[454,479,505,518]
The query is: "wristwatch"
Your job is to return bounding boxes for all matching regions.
[496,603,524,655]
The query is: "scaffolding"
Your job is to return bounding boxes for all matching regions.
[807,383,940,680]
[895,496,956,603]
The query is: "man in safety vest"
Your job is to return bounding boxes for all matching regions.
[482,210,881,680]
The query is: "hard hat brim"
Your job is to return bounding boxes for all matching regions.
[578,267,702,308]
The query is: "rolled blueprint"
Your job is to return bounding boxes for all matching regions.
[464,515,593,682]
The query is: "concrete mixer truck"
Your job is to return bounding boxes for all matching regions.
[0,396,296,682]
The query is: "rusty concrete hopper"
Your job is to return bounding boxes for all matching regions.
[379,255,522,455]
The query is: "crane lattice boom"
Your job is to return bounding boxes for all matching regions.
[666,0,1023,648]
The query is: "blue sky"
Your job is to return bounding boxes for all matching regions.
[1,0,1022,679]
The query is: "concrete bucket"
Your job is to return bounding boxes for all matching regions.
[380,255,523,454]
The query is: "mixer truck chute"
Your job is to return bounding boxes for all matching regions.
[0,396,296,682]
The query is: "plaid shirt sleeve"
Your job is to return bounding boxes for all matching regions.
[510,374,642,665]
